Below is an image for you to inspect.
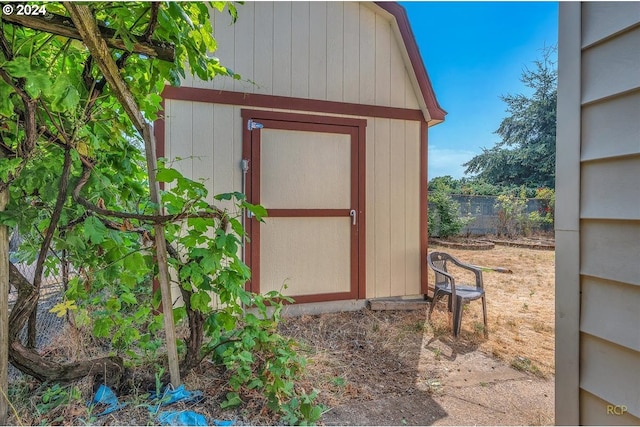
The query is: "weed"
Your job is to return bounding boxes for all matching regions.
[522,303,529,311]
[279,390,325,426]
[479,381,488,387]
[473,322,486,335]
[39,384,81,414]
[533,322,552,333]
[511,356,544,378]
[331,377,346,387]
[424,378,442,394]
[402,321,426,333]
[431,348,442,361]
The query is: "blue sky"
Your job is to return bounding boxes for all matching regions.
[401,2,558,180]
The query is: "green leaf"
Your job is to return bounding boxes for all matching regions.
[25,71,51,99]
[0,157,22,182]
[123,251,145,273]
[155,167,182,183]
[190,291,211,312]
[120,292,137,305]
[83,216,108,245]
[220,392,242,409]
[93,317,113,338]
[0,79,15,117]
[50,75,80,112]
[4,57,31,77]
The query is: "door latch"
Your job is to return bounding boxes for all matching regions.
[247,119,264,131]
[350,209,357,226]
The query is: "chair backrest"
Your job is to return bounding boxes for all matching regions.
[428,251,453,286]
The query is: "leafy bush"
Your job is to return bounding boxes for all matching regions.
[529,187,555,231]
[428,188,472,238]
[495,189,528,238]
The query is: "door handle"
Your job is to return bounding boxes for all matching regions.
[350,209,357,226]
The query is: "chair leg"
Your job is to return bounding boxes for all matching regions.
[453,297,463,337]
[482,295,488,337]
[428,290,440,321]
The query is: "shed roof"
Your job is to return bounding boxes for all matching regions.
[374,2,446,125]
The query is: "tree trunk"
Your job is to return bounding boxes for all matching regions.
[180,285,204,373]
[8,263,126,389]
[9,342,125,389]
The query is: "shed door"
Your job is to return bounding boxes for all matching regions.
[243,111,365,303]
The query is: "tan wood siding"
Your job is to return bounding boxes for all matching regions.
[560,4,640,423]
[291,2,310,99]
[326,3,344,101]
[309,2,328,100]
[582,26,640,105]
[580,389,640,425]
[232,2,255,94]
[343,2,360,104]
[581,2,640,48]
[205,2,422,110]
[367,118,421,298]
[581,91,640,161]
[272,2,292,97]
[164,100,244,203]
[581,220,640,286]
[581,277,640,352]
[580,334,640,419]
[164,102,423,300]
[404,121,422,295]
[580,157,640,220]
[254,2,274,96]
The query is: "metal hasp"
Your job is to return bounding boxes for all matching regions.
[247,119,264,131]
[350,209,357,226]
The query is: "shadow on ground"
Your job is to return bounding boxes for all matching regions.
[279,308,554,426]
[280,309,449,425]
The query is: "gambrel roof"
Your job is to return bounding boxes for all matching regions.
[375,2,446,125]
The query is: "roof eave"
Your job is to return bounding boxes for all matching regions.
[374,2,447,126]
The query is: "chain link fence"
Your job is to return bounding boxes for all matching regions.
[8,230,68,380]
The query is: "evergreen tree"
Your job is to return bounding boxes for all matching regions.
[464,46,557,188]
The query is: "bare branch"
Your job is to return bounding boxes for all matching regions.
[143,3,160,42]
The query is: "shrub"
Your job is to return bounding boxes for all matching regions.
[428,188,471,238]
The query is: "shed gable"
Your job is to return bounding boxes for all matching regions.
[178,2,442,123]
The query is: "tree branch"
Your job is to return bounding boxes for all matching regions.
[143,3,160,42]
[1,11,175,62]
[73,165,228,225]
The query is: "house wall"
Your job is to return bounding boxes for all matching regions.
[557,2,640,424]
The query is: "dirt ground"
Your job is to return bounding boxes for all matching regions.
[279,243,555,425]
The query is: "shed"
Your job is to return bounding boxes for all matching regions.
[557,2,640,424]
[156,2,445,310]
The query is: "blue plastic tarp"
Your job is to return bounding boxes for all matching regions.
[90,384,128,416]
[88,384,234,426]
[157,410,209,426]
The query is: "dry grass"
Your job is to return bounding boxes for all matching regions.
[279,244,555,417]
[427,244,555,377]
